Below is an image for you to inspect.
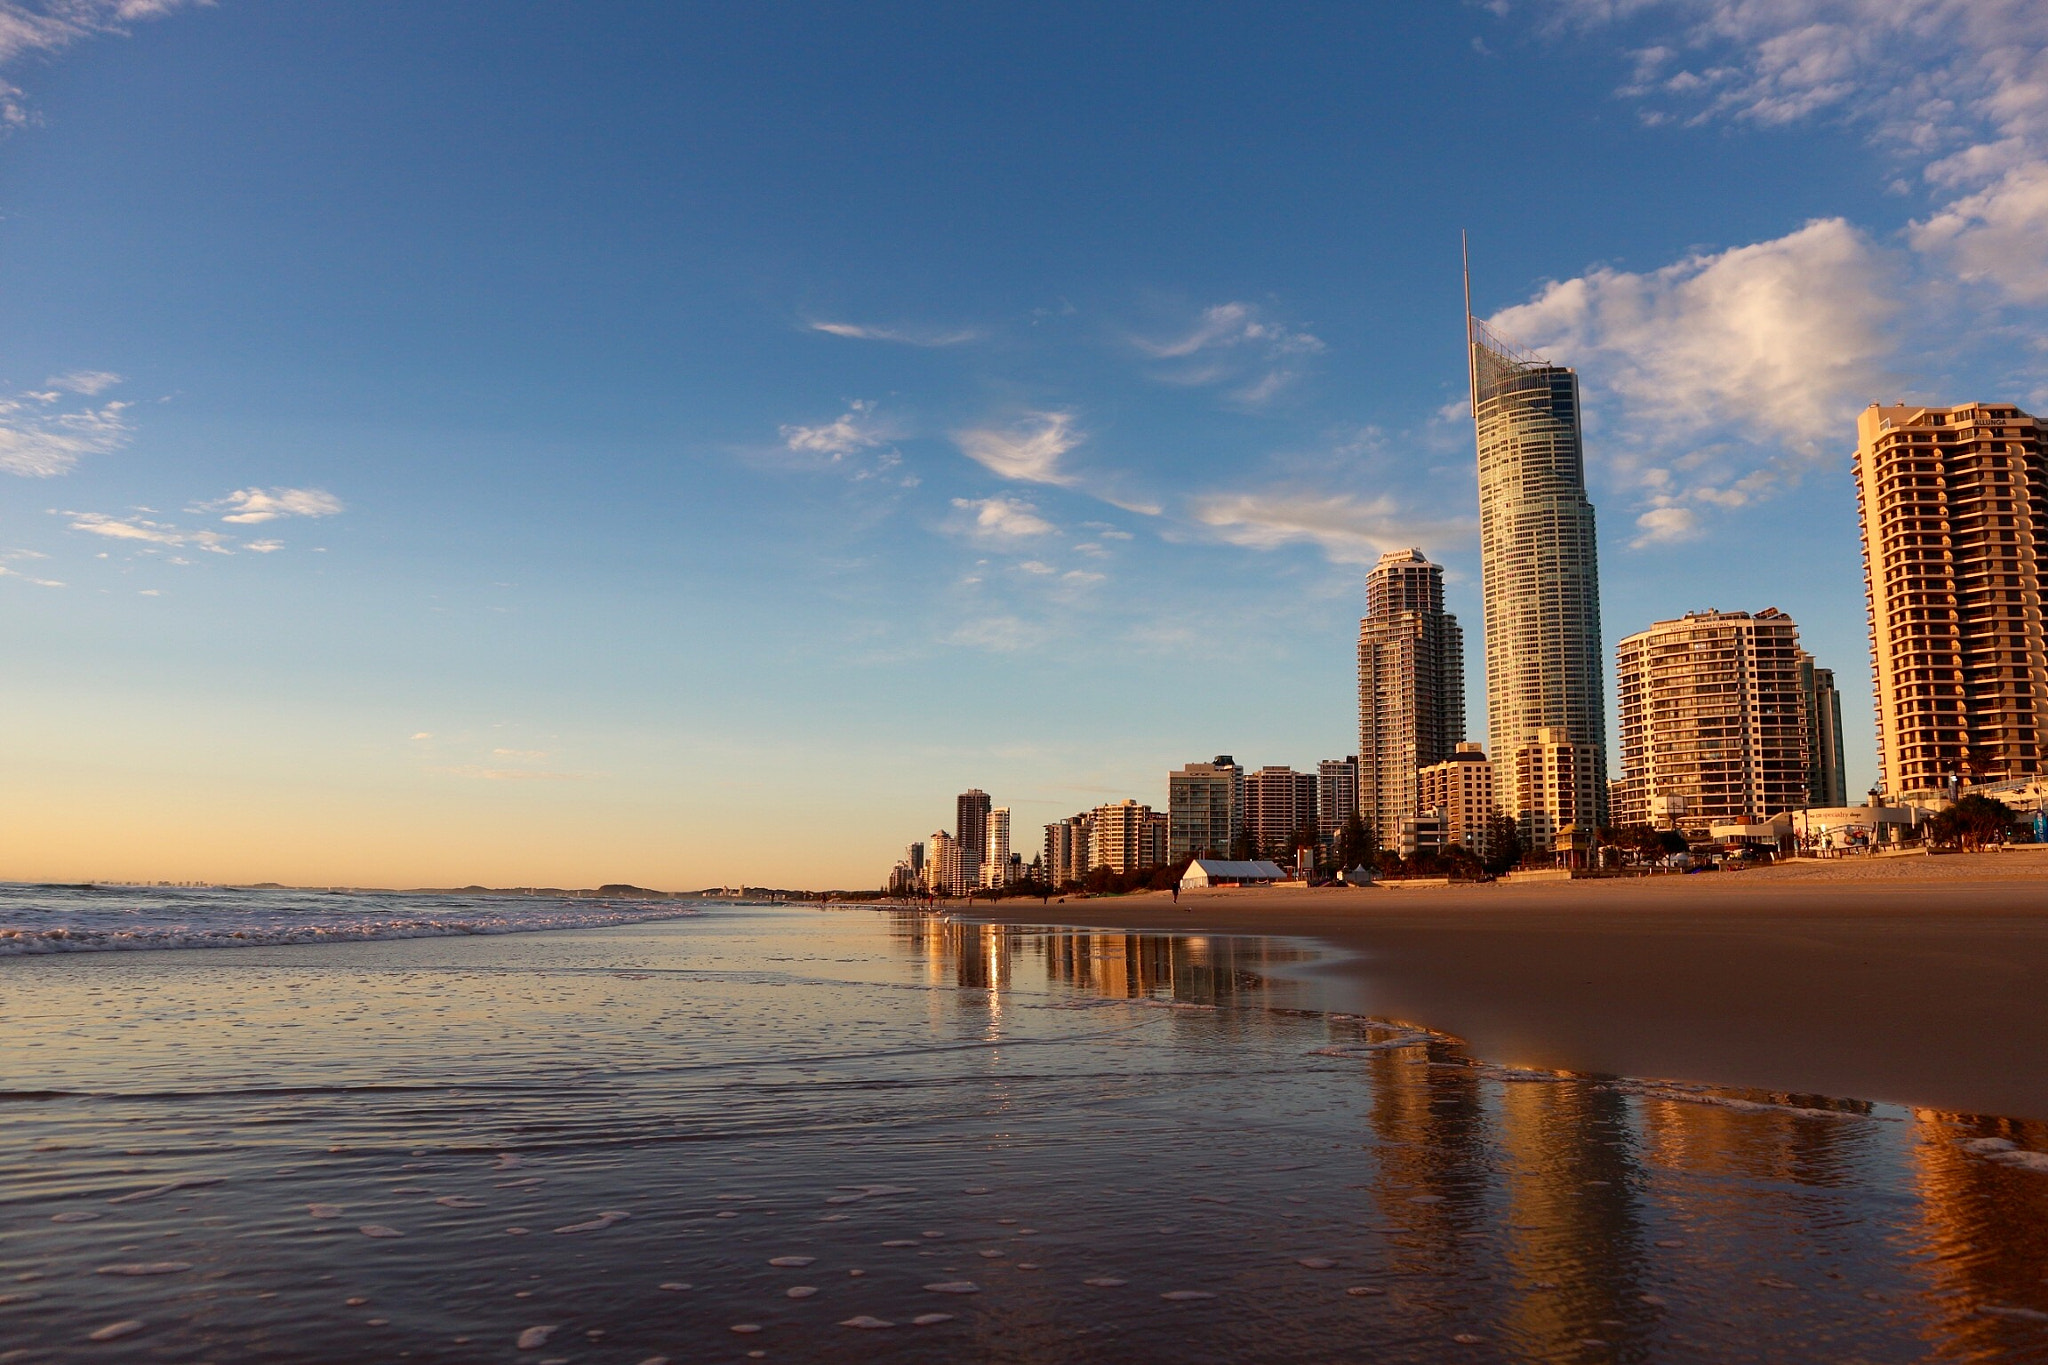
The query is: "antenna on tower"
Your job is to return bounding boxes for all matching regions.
[1462,230,1478,420]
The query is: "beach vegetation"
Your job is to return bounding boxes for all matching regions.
[1925,795,2023,850]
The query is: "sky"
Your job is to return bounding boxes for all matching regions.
[1,0,2045,889]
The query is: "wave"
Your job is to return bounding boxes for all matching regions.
[0,905,704,956]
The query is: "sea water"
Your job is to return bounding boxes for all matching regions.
[1,896,2045,1363]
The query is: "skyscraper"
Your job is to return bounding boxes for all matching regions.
[1613,609,1810,829]
[983,806,1012,888]
[1357,549,1465,848]
[1798,651,1849,808]
[955,789,991,885]
[1853,401,2048,799]
[1468,275,1609,843]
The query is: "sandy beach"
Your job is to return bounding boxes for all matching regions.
[970,849,2048,1123]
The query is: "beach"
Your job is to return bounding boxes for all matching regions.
[971,850,2048,1123]
[5,894,2048,1359]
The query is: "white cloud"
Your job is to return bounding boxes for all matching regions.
[952,411,1081,486]
[807,320,980,346]
[1136,301,1323,359]
[1135,301,1324,408]
[63,511,232,554]
[1015,559,1057,575]
[1630,505,1701,547]
[1188,491,1473,565]
[1910,160,2048,302]
[949,496,1056,540]
[0,379,130,477]
[947,615,1037,653]
[1550,1,2048,305]
[244,538,284,553]
[198,486,345,524]
[1489,217,1899,458]
[0,1,210,127]
[47,369,121,395]
[779,400,886,458]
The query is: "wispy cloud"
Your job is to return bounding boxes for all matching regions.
[765,400,914,485]
[807,320,981,346]
[780,400,887,458]
[949,495,1057,540]
[1134,301,1324,407]
[1188,491,1473,565]
[0,1,211,128]
[64,510,233,554]
[953,411,1082,486]
[0,377,130,476]
[196,486,345,524]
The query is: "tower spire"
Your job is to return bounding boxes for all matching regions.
[1461,230,1477,419]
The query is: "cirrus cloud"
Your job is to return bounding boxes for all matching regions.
[198,487,345,524]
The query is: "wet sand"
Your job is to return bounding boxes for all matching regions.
[969,849,2048,1122]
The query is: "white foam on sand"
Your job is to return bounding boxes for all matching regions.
[1961,1137,2048,1173]
[0,886,706,956]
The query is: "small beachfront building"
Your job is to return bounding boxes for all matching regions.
[1180,858,1287,889]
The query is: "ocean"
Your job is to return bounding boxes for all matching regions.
[2,891,2045,1362]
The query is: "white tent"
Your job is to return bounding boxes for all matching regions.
[1180,858,1287,889]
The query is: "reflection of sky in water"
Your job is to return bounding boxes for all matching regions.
[1,902,2045,1362]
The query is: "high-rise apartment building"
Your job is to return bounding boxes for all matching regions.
[1243,766,1318,856]
[1614,609,1810,829]
[1357,549,1464,848]
[1315,757,1358,838]
[926,829,962,896]
[1798,652,1850,808]
[1468,309,1609,835]
[982,807,1012,888]
[1417,742,1495,857]
[955,789,991,884]
[1043,814,1092,887]
[1508,729,1598,850]
[1854,401,2048,799]
[1167,756,1243,860]
[1090,800,1168,875]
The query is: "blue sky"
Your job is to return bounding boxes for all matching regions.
[1,1,2043,886]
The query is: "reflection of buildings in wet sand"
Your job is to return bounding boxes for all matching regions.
[1492,1081,1650,1356]
[1906,1111,2048,1357]
[1033,929,1284,1005]
[1356,1057,1658,1357]
[885,911,1013,992]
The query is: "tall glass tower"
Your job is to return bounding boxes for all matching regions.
[1467,279,1608,845]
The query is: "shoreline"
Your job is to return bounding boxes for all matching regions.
[960,849,2048,1123]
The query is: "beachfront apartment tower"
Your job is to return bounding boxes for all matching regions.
[982,807,1012,889]
[1167,756,1243,861]
[1043,813,1092,887]
[1090,800,1169,875]
[1853,402,2048,800]
[1417,742,1496,858]
[1244,766,1318,859]
[1799,652,1850,808]
[955,789,991,886]
[1468,304,1609,841]
[1613,609,1811,830]
[1315,757,1359,838]
[1357,549,1465,849]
